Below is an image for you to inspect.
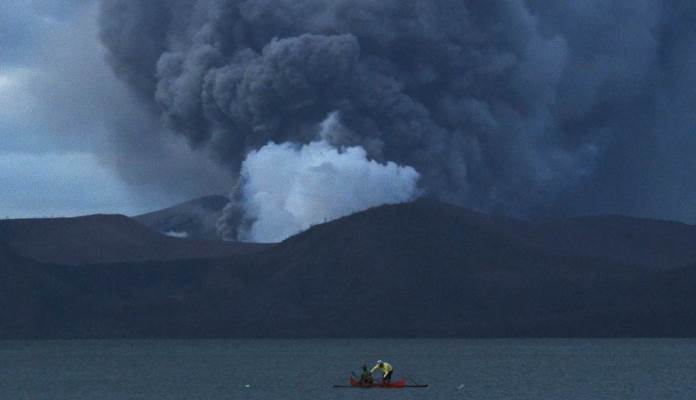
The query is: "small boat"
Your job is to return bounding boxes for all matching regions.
[333,377,428,388]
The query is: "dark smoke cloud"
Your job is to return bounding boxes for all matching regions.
[98,0,696,223]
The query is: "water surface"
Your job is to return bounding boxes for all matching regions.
[1,339,694,399]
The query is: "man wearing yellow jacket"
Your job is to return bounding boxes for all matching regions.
[370,360,394,383]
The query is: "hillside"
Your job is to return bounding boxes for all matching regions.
[0,243,62,338]
[0,214,267,265]
[526,215,696,268]
[1,200,695,338]
[133,195,229,240]
[214,201,696,336]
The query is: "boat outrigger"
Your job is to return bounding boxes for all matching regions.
[333,377,428,389]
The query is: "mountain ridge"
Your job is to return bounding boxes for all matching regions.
[133,195,230,240]
[1,199,695,338]
[0,212,267,266]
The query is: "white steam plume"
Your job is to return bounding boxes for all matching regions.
[237,117,421,242]
[164,230,189,238]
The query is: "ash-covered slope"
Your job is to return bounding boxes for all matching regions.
[1,200,695,338]
[133,195,229,240]
[0,213,266,266]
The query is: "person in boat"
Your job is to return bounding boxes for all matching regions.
[370,360,394,383]
[359,365,374,385]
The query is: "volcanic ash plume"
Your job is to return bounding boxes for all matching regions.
[99,0,696,226]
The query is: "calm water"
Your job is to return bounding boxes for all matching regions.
[0,339,694,399]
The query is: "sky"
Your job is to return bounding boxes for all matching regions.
[0,0,230,218]
[1,0,696,232]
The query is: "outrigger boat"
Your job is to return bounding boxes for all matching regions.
[333,377,428,388]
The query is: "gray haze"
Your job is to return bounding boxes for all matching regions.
[97,0,696,227]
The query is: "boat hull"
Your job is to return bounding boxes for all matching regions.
[333,377,427,388]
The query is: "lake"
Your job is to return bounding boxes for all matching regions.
[0,339,694,399]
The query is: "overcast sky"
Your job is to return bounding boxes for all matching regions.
[0,0,229,218]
